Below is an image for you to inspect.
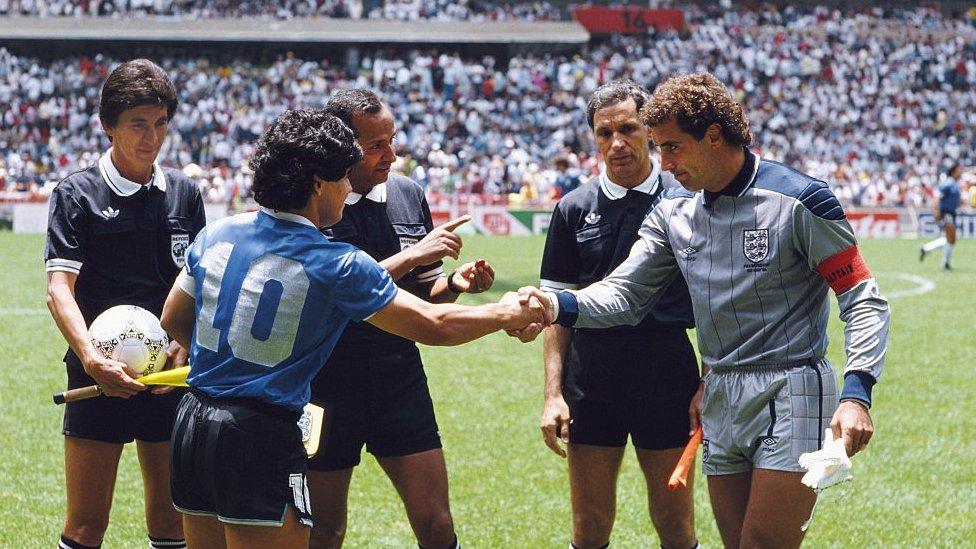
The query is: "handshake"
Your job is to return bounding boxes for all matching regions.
[497,287,555,342]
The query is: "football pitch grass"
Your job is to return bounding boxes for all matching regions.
[1,233,973,547]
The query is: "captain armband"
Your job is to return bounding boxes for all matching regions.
[816,245,871,294]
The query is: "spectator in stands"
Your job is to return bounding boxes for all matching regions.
[3,4,975,208]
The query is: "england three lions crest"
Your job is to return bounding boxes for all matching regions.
[743,229,769,263]
[171,234,190,267]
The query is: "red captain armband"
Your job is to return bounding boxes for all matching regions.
[817,245,871,294]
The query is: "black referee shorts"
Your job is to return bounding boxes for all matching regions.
[62,354,185,444]
[308,345,441,472]
[170,390,312,527]
[565,329,700,450]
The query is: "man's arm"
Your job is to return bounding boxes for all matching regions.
[160,273,196,351]
[378,215,470,282]
[366,288,547,346]
[793,186,890,456]
[540,324,572,457]
[552,207,680,330]
[46,271,145,397]
[537,204,578,457]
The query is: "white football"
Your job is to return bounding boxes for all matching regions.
[88,305,169,376]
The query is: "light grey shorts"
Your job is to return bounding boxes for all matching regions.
[701,360,839,476]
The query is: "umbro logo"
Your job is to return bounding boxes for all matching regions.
[757,435,780,451]
[681,246,698,257]
[101,206,120,219]
[584,212,601,224]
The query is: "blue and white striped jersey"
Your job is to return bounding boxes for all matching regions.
[177,208,398,411]
[554,150,890,407]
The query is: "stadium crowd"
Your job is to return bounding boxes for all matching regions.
[0,0,559,21]
[1,3,975,208]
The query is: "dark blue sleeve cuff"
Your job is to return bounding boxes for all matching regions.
[554,291,579,327]
[840,371,876,408]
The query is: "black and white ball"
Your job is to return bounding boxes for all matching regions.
[88,305,169,376]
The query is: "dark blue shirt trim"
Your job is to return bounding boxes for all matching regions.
[797,184,845,220]
[554,291,579,327]
[840,370,876,408]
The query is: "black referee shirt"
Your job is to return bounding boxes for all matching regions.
[45,154,206,332]
[540,169,694,337]
[321,174,443,358]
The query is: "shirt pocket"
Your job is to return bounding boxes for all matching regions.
[575,223,611,281]
[392,222,428,252]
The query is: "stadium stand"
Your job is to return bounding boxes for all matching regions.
[0,0,561,20]
[0,3,974,210]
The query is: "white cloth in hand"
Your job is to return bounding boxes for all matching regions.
[798,429,853,491]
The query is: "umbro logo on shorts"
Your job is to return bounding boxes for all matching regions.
[757,435,779,451]
[701,439,710,462]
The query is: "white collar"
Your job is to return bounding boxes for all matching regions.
[98,148,167,196]
[599,159,661,200]
[260,207,317,228]
[344,183,387,205]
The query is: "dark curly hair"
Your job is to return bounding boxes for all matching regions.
[586,79,651,129]
[249,110,363,211]
[99,59,178,130]
[642,72,752,147]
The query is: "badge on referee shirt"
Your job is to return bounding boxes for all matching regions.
[171,234,190,267]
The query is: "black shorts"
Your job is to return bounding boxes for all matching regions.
[565,329,699,450]
[170,390,313,527]
[62,354,186,444]
[940,210,957,226]
[307,346,441,472]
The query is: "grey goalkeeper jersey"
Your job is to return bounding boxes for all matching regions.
[553,150,890,406]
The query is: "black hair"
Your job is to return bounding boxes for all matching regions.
[323,88,385,136]
[586,79,651,129]
[249,109,363,211]
[99,59,178,130]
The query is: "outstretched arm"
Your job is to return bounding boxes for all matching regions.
[367,288,548,347]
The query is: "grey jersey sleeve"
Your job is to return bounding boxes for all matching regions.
[563,204,681,329]
[792,200,890,405]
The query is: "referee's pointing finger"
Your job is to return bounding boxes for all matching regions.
[441,215,472,232]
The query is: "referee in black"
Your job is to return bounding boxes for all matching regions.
[307,89,493,549]
[538,81,700,549]
[45,59,205,549]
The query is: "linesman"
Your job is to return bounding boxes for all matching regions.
[45,59,206,549]
[539,80,699,549]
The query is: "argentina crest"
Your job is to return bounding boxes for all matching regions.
[743,229,769,263]
[171,233,190,267]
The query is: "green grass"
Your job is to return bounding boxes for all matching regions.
[1,233,974,547]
